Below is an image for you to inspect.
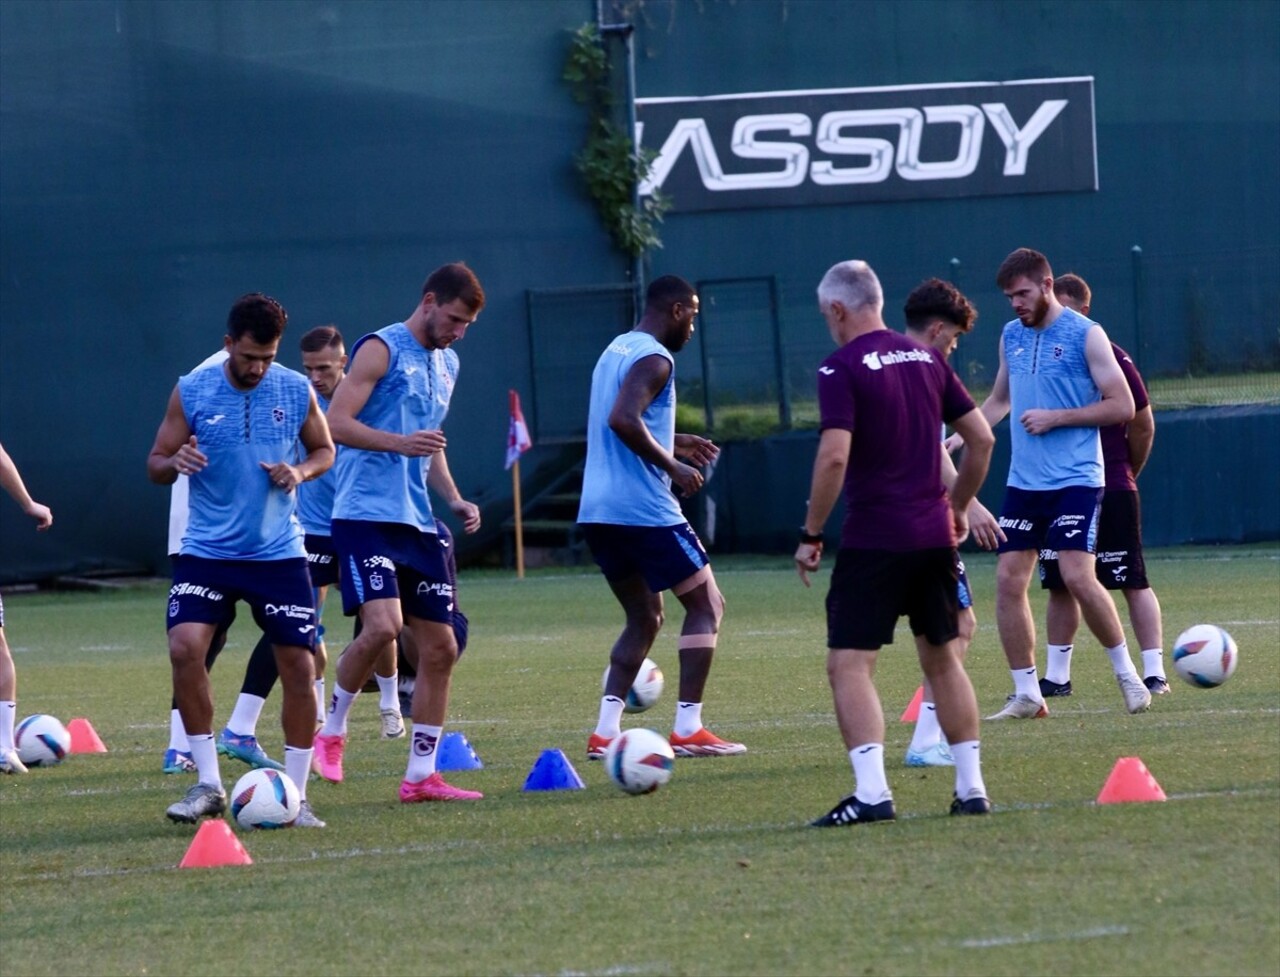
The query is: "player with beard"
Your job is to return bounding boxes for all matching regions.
[967,249,1147,720]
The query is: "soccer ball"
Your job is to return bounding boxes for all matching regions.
[1172,624,1239,688]
[14,714,71,767]
[230,768,301,829]
[602,657,665,714]
[604,728,675,795]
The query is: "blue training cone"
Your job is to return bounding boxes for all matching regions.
[522,748,585,791]
[437,731,484,771]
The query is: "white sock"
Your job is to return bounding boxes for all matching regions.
[594,696,625,739]
[168,709,189,752]
[1043,644,1074,684]
[849,743,891,804]
[0,700,15,753]
[188,733,221,788]
[226,693,267,738]
[674,701,704,737]
[1012,667,1041,700]
[314,679,326,723]
[951,740,987,800]
[909,703,942,753]
[376,672,399,712]
[1141,648,1166,680]
[405,724,443,781]
[284,746,312,802]
[320,685,359,737]
[1106,642,1139,678]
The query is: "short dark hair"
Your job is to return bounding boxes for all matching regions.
[996,248,1053,290]
[1053,272,1092,309]
[300,324,344,354]
[227,293,287,344]
[645,275,696,314]
[422,262,485,313]
[903,278,977,334]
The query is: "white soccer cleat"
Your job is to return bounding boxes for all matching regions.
[985,693,1049,720]
[1117,673,1153,714]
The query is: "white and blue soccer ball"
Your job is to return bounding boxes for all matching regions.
[1172,624,1239,689]
[602,657,665,714]
[604,728,675,795]
[230,768,301,829]
[15,714,71,767]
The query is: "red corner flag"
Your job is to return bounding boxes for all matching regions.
[506,390,532,470]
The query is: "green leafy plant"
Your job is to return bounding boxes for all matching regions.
[563,23,669,257]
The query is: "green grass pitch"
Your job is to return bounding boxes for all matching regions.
[1,545,1277,976]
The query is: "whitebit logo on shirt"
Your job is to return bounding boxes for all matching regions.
[861,348,933,371]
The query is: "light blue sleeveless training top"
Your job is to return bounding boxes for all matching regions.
[295,391,335,535]
[1003,306,1104,490]
[577,331,683,527]
[178,361,310,560]
[331,323,457,532]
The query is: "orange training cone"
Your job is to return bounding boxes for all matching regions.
[178,819,253,869]
[899,687,924,723]
[66,717,108,753]
[1096,756,1167,804]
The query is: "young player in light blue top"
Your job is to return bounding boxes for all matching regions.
[148,293,334,826]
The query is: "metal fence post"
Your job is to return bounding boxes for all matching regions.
[1131,245,1145,369]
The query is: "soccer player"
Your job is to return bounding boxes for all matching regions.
[148,293,334,825]
[314,262,485,803]
[1037,274,1170,697]
[797,260,995,825]
[900,279,1006,767]
[973,248,1149,719]
[218,325,406,757]
[0,441,53,775]
[577,275,745,761]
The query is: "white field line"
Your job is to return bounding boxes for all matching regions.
[8,785,1276,885]
[957,924,1129,948]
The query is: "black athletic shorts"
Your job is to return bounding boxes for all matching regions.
[826,547,959,651]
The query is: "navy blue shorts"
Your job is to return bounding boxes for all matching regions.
[332,519,452,624]
[826,547,960,650]
[580,522,709,593]
[167,556,316,648]
[304,533,340,588]
[997,486,1102,555]
[1040,489,1148,591]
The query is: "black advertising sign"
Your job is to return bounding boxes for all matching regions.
[636,77,1097,212]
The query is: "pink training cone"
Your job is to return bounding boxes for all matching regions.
[1096,756,1167,804]
[178,819,253,869]
[899,687,924,723]
[66,717,108,753]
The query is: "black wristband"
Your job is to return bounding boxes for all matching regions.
[799,527,824,544]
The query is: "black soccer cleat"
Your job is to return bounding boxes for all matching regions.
[1038,677,1073,698]
[811,794,896,827]
[950,793,992,816]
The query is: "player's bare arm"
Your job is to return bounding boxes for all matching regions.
[0,442,53,530]
[945,348,1008,455]
[795,427,850,587]
[260,388,336,490]
[1019,328,1135,434]
[939,443,1003,549]
[674,433,720,467]
[609,354,703,497]
[1128,405,1155,477]
[147,387,205,484]
[948,406,995,545]
[326,338,444,457]
[426,450,481,533]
